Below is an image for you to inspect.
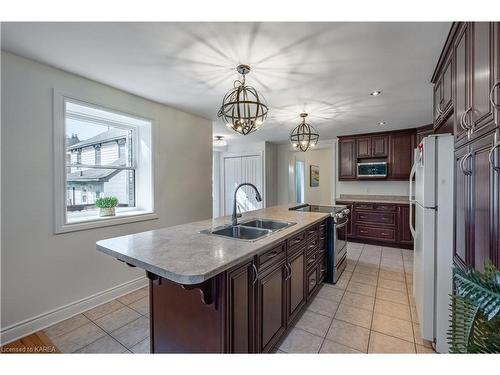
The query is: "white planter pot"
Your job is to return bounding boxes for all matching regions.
[99,207,116,217]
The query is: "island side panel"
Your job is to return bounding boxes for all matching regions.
[148,273,225,353]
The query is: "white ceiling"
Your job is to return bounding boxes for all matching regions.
[1,22,450,144]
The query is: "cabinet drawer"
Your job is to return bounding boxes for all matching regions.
[374,203,397,212]
[356,225,396,242]
[307,265,319,297]
[318,254,327,281]
[288,230,306,252]
[306,236,319,255]
[257,243,286,271]
[354,202,374,210]
[318,238,327,252]
[355,211,395,226]
[318,221,328,240]
[306,224,319,241]
[306,251,318,270]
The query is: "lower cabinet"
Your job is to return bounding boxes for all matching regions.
[255,261,287,353]
[286,247,306,324]
[397,204,414,246]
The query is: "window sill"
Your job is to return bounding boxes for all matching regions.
[55,210,158,234]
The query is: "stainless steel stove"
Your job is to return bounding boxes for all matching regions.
[289,204,350,283]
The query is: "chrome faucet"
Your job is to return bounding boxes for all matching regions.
[232,183,262,226]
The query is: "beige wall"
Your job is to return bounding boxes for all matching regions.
[1,52,212,340]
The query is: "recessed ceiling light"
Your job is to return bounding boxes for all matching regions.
[370,90,382,96]
[378,121,386,125]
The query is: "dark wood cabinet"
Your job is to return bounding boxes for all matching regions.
[338,138,357,180]
[356,137,372,158]
[454,23,469,147]
[226,261,256,353]
[286,247,306,324]
[454,145,471,268]
[372,135,389,157]
[397,204,414,246]
[255,261,287,353]
[434,54,453,130]
[388,132,416,180]
[338,129,417,181]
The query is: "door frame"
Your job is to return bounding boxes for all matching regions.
[220,151,265,216]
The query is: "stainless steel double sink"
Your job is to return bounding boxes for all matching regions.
[201,218,296,241]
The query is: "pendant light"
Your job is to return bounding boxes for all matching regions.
[290,113,319,152]
[218,64,269,135]
[213,136,227,147]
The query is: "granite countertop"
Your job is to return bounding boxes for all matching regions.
[96,205,329,285]
[336,194,410,204]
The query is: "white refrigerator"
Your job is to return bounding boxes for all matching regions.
[409,134,454,353]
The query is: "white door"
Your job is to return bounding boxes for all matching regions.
[223,154,263,216]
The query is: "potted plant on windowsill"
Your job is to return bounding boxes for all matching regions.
[95,197,119,217]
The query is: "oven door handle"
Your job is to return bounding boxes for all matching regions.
[335,219,349,229]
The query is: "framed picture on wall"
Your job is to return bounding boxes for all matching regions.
[310,165,319,187]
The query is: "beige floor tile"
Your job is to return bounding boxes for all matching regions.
[94,306,141,333]
[379,262,405,273]
[376,287,409,305]
[379,269,405,282]
[377,278,407,292]
[51,322,106,353]
[350,272,378,286]
[326,319,370,352]
[341,291,375,311]
[76,334,127,353]
[416,344,436,353]
[354,264,379,276]
[334,303,372,329]
[345,262,355,272]
[130,337,151,353]
[295,311,332,337]
[412,323,433,348]
[382,247,402,256]
[374,299,411,321]
[320,339,362,353]
[118,288,148,305]
[347,242,364,251]
[317,284,345,302]
[362,244,383,254]
[372,313,414,342]
[279,328,322,353]
[332,271,352,290]
[357,256,380,266]
[410,305,419,323]
[111,316,149,349]
[307,296,339,317]
[44,314,91,339]
[83,300,125,321]
[129,296,149,316]
[368,332,416,353]
[346,281,377,297]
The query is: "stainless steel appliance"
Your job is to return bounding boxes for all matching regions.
[289,204,349,284]
[357,161,388,178]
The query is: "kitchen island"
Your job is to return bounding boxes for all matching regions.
[97,205,331,353]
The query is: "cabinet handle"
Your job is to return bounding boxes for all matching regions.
[285,263,291,280]
[460,152,473,176]
[252,263,258,285]
[460,107,473,132]
[488,141,500,172]
[293,238,302,244]
[265,250,279,259]
[310,279,316,286]
[489,80,500,110]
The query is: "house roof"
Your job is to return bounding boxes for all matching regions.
[66,160,124,183]
[67,128,127,151]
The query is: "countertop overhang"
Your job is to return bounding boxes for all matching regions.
[96,205,330,285]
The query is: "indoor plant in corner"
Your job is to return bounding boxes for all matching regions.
[95,197,119,217]
[449,262,500,353]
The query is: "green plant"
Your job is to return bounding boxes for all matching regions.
[95,196,119,209]
[449,262,500,353]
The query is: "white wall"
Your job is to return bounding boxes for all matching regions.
[1,52,212,340]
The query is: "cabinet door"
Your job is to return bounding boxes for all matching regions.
[469,133,496,271]
[397,204,414,245]
[338,139,357,180]
[470,22,496,137]
[256,262,287,353]
[226,261,255,353]
[433,79,443,126]
[454,146,470,267]
[442,57,453,112]
[454,23,470,146]
[388,133,415,180]
[492,130,500,268]
[356,137,371,158]
[372,135,389,157]
[287,248,306,323]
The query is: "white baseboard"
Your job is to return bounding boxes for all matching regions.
[0,276,148,345]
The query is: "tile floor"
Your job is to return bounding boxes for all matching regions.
[39,242,435,354]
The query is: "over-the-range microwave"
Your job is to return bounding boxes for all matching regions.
[357,161,388,178]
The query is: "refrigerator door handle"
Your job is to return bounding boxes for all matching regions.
[409,157,417,239]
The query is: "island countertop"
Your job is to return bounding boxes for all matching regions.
[96,205,330,285]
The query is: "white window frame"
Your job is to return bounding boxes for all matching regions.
[53,89,158,233]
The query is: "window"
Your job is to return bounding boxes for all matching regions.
[295,160,305,204]
[54,93,157,233]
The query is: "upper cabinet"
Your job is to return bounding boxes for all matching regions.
[433,54,453,130]
[338,129,416,181]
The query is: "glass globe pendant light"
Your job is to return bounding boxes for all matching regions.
[290,113,319,152]
[218,64,269,135]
